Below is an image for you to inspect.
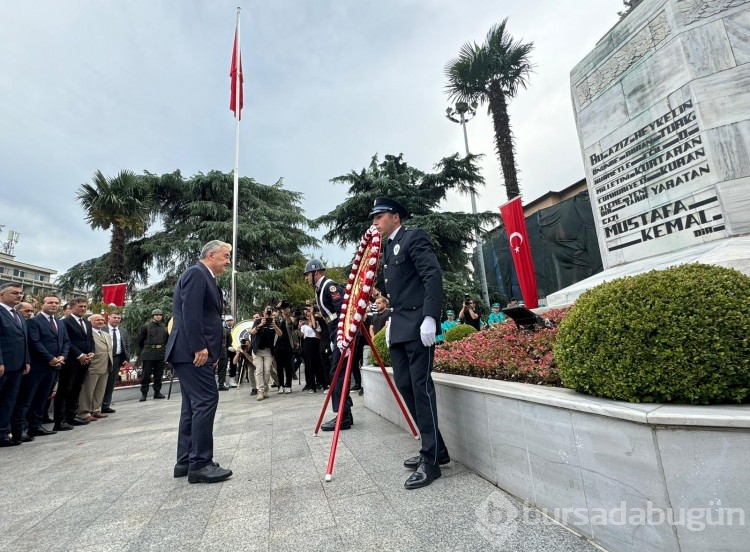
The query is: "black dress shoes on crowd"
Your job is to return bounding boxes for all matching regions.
[403,451,451,470]
[53,422,74,431]
[11,432,34,444]
[404,461,442,490]
[174,461,220,478]
[187,463,233,484]
[153,393,166,399]
[28,427,57,437]
[101,407,116,414]
[42,415,54,424]
[139,394,147,402]
[69,417,90,426]
[0,437,21,447]
[321,413,353,431]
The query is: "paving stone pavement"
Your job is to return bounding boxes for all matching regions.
[0,381,602,552]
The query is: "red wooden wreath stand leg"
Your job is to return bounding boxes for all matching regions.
[315,321,419,482]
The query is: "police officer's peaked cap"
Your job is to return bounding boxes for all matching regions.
[151,309,164,315]
[369,196,409,219]
[492,303,501,308]
[224,315,234,321]
[304,258,326,274]
[446,310,455,316]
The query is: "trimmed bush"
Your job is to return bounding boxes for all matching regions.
[370,326,391,368]
[444,323,477,343]
[555,264,750,404]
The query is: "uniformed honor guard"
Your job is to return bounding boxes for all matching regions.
[136,309,169,402]
[303,259,353,430]
[371,196,450,489]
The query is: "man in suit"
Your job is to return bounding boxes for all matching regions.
[101,312,129,413]
[57,297,95,430]
[0,282,30,446]
[12,294,69,439]
[165,240,233,484]
[78,314,113,421]
[371,196,450,490]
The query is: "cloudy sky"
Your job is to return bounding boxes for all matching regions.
[0,0,623,278]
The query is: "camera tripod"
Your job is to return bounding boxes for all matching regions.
[313,320,419,481]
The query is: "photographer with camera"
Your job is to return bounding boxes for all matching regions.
[249,307,276,401]
[299,306,325,393]
[458,295,481,331]
[272,301,297,394]
[232,335,257,395]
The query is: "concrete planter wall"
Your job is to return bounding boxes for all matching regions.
[362,366,750,552]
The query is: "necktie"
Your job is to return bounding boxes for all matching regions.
[12,308,22,327]
[49,315,58,333]
[112,328,119,355]
[79,317,86,334]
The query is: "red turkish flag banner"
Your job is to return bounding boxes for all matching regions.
[230,28,243,119]
[499,197,539,309]
[102,283,127,307]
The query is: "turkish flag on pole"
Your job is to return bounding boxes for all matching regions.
[102,283,127,307]
[229,27,243,119]
[499,197,539,309]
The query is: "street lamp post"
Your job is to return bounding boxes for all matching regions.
[446,101,491,308]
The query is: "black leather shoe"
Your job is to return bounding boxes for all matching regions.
[28,427,57,437]
[187,463,233,484]
[153,393,166,399]
[404,461,441,490]
[42,415,54,424]
[69,417,90,426]
[174,461,220,478]
[321,413,353,432]
[0,438,21,447]
[53,422,74,431]
[404,452,451,469]
[13,432,35,443]
[217,385,228,391]
[101,407,116,414]
[139,394,147,402]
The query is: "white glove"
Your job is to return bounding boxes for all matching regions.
[420,316,436,347]
[385,321,391,348]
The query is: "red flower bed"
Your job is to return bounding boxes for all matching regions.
[434,308,570,386]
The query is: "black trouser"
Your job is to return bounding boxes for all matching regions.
[228,358,237,379]
[319,343,331,386]
[274,348,294,388]
[390,339,446,465]
[140,359,165,395]
[302,337,324,390]
[102,353,125,408]
[12,367,56,434]
[216,357,228,387]
[328,341,352,416]
[351,336,364,386]
[55,361,88,423]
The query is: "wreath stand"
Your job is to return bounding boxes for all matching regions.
[312,225,419,482]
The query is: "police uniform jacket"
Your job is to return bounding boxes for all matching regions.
[382,227,443,345]
[315,276,343,339]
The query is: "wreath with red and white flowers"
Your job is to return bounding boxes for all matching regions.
[336,225,381,351]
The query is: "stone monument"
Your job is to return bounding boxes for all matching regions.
[548,0,750,305]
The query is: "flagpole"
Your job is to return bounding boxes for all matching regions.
[231,6,241,319]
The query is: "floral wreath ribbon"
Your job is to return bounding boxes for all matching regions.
[337,225,381,351]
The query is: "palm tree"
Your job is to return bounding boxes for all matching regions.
[76,170,153,284]
[445,19,534,200]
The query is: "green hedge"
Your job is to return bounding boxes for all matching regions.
[444,324,477,343]
[554,264,750,404]
[370,326,391,367]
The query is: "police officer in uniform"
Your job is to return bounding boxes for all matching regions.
[303,259,353,430]
[371,196,449,489]
[136,309,169,401]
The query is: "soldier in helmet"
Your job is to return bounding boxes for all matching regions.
[303,259,353,431]
[136,309,169,401]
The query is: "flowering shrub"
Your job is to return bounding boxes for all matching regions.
[444,324,477,343]
[434,308,570,386]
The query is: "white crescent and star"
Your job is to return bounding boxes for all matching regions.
[509,231,524,253]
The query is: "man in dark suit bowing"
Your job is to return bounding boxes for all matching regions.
[12,294,70,438]
[166,240,233,484]
[371,196,450,490]
[0,282,31,446]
